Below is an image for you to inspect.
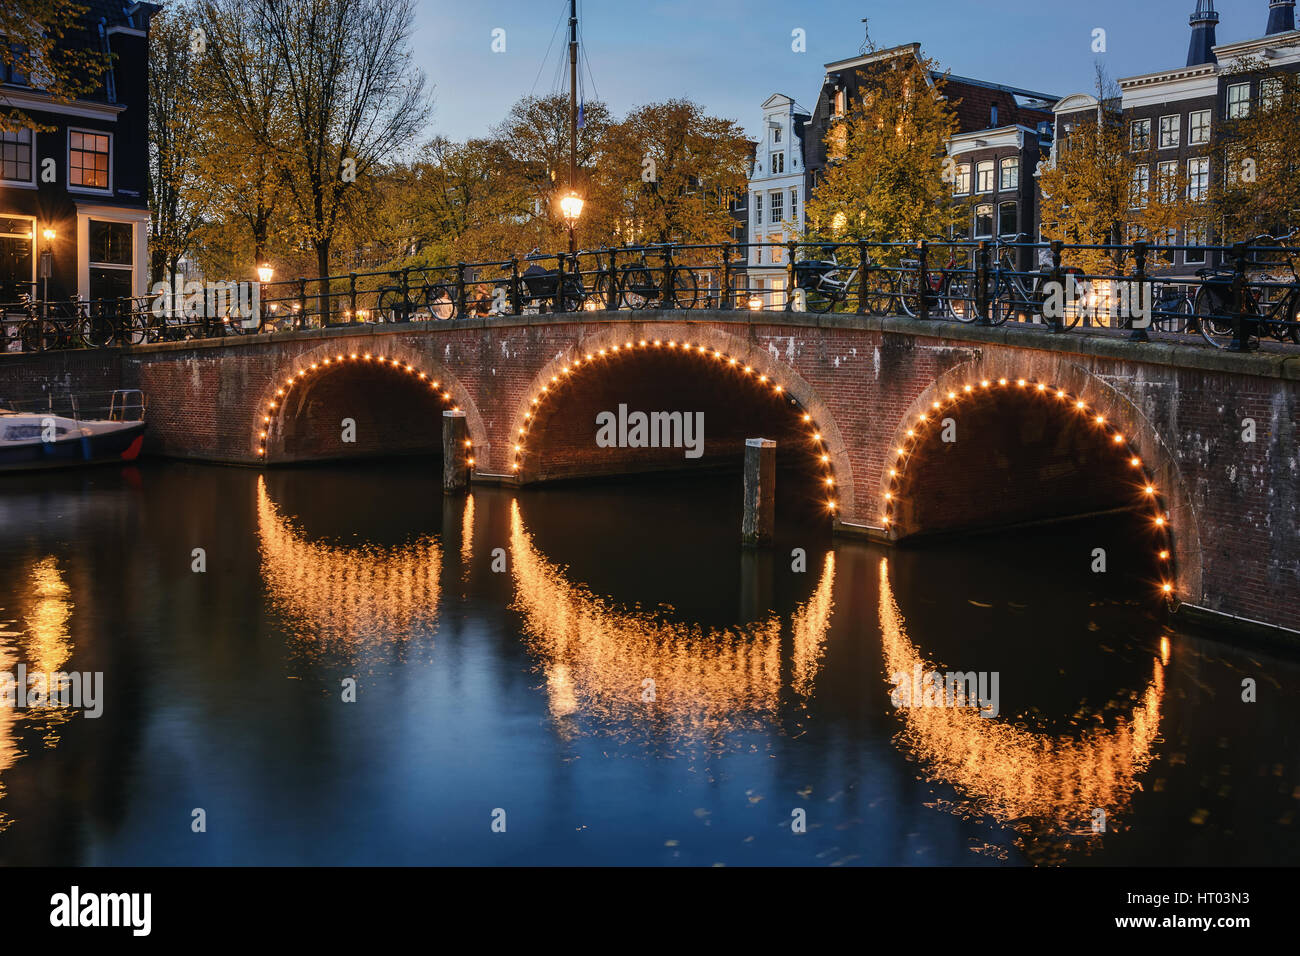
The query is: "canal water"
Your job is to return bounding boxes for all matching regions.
[0,459,1295,866]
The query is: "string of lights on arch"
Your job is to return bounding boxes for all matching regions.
[256,352,473,465]
[880,375,1176,598]
[511,337,840,512]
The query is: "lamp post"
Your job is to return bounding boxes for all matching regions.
[39,228,55,319]
[257,263,274,328]
[560,192,584,255]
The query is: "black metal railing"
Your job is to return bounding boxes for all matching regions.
[4,236,1297,354]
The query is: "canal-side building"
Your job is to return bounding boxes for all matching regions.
[745,94,809,307]
[797,42,1057,270]
[0,0,158,306]
[1046,0,1300,275]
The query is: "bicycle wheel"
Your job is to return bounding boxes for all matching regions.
[863,272,896,315]
[588,272,613,311]
[669,268,698,309]
[1194,288,1240,349]
[80,311,115,348]
[426,284,456,319]
[376,288,408,323]
[618,268,653,309]
[946,276,979,322]
[802,281,836,314]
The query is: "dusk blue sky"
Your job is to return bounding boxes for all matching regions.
[412,0,1277,143]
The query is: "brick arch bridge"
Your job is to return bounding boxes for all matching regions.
[4,309,1294,635]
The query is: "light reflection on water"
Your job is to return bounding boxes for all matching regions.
[0,460,1294,865]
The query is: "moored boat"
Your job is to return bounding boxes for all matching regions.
[0,390,146,472]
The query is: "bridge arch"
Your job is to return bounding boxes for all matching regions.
[878,358,1202,605]
[252,341,489,466]
[507,324,855,516]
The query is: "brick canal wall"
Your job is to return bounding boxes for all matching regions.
[1,311,1296,635]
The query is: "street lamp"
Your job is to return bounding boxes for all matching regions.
[257,263,274,284]
[560,192,584,254]
[39,228,56,315]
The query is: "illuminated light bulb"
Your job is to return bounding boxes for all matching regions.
[682,342,690,349]
[802,414,812,423]
[1076,401,1086,410]
[518,428,525,435]
[1130,457,1141,467]
[310,363,318,369]
[1057,389,1066,398]
[1159,550,1170,560]
[897,448,905,455]
[443,392,452,399]
[541,385,549,392]
[821,455,829,463]
[467,457,475,466]
[323,358,331,365]
[287,379,294,386]
[698,345,707,353]
[268,403,276,410]
[918,414,927,422]
[1162,583,1173,594]
[432,382,440,388]
[1017,379,1026,387]
[906,429,915,438]
[932,401,941,409]
[881,515,890,524]
[514,444,522,452]
[364,354,372,360]
[598,349,606,356]
[1113,434,1124,443]
[257,448,265,456]
[744,366,753,374]
[259,432,266,439]
[825,477,834,486]
[276,389,284,396]
[758,374,768,383]
[465,439,473,447]
[552,376,559,383]
[350,353,357,359]
[532,398,539,404]
[827,501,837,511]
[524,413,531,420]
[653,339,661,346]
[1036,383,1046,392]
[964,385,973,393]
[1145,486,1155,495]
[1155,516,1166,527]
[612,345,620,352]
[884,492,892,500]
[586,353,594,360]
[419,373,427,380]
[980,380,990,388]
[813,433,822,441]
[729,357,737,365]
[947,391,957,400]
[263,416,270,423]
[889,468,897,477]
[774,385,783,393]
[511,463,520,470]
[1095,415,1105,425]
[998,378,1007,386]
[639,340,646,346]
[668,341,677,348]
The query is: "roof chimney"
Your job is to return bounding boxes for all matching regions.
[1188,0,1219,66]
[1267,0,1297,35]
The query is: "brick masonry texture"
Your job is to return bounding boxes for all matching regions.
[1,310,1295,633]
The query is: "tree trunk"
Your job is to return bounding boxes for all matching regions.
[315,240,331,326]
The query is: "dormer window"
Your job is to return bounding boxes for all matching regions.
[772,125,782,143]
[990,104,998,126]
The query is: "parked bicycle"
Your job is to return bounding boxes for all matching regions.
[373,271,454,323]
[615,245,698,310]
[1194,232,1300,349]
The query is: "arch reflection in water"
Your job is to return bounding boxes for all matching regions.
[508,500,834,747]
[256,477,441,667]
[0,557,75,830]
[878,557,1163,859]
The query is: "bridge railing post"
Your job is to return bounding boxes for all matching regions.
[509,257,522,315]
[975,241,991,326]
[785,240,797,311]
[721,243,733,310]
[400,267,411,323]
[1129,240,1150,342]
[857,239,869,315]
[1229,241,1251,352]
[348,273,357,323]
[916,239,931,320]
[455,263,467,319]
[297,278,307,331]
[1049,240,1065,333]
[606,248,619,311]
[554,253,566,313]
[662,245,676,310]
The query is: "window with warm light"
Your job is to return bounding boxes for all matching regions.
[69,129,111,190]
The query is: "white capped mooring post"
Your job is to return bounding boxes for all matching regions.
[742,437,776,546]
[442,409,468,494]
